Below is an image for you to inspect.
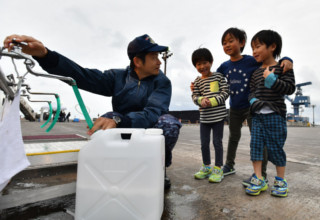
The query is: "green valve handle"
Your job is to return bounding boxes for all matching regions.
[72,85,93,129]
[40,101,53,128]
[46,95,61,132]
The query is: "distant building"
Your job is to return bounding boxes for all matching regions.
[169,109,230,124]
[287,113,309,122]
[169,110,199,123]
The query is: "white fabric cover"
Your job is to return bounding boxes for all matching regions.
[0,92,30,192]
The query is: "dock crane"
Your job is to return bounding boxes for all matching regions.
[285,81,312,116]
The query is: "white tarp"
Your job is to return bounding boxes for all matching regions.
[0,92,30,192]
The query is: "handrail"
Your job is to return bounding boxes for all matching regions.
[22,85,61,131]
[21,93,60,132]
[40,101,53,128]
[24,59,93,129]
[72,85,93,129]
[47,95,60,132]
[0,67,15,99]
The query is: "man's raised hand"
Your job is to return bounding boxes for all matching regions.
[3,34,47,58]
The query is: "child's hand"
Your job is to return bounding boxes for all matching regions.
[201,97,211,107]
[190,82,194,92]
[200,98,207,107]
[263,67,275,78]
[280,59,293,73]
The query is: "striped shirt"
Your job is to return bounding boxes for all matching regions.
[249,63,295,118]
[192,72,229,123]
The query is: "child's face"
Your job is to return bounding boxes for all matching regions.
[195,60,212,78]
[251,40,276,63]
[222,34,244,57]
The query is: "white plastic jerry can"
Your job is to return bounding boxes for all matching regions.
[75,128,165,220]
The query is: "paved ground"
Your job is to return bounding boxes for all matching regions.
[164,124,320,220]
[2,120,320,219]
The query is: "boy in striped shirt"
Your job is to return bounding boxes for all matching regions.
[191,48,229,183]
[246,30,295,197]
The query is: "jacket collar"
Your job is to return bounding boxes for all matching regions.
[128,67,157,81]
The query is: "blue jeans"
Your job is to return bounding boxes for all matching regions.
[200,120,224,167]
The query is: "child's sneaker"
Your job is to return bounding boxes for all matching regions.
[271,177,288,197]
[242,173,268,187]
[194,164,212,179]
[222,165,236,176]
[245,174,268,196]
[208,166,224,183]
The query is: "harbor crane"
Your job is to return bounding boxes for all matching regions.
[285,81,312,116]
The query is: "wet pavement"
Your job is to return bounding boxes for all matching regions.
[1,120,320,219]
[165,124,320,220]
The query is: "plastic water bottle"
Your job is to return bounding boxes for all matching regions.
[75,128,165,220]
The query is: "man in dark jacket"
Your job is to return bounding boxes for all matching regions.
[4,34,181,189]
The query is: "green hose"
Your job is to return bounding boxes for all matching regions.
[72,85,93,129]
[46,95,61,132]
[40,101,52,128]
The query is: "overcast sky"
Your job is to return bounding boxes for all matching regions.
[1,0,319,123]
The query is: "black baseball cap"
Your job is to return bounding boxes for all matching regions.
[127,34,168,60]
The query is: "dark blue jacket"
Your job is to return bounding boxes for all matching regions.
[35,50,172,128]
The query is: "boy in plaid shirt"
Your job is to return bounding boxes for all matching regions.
[246,30,295,197]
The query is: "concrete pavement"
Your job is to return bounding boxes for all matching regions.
[1,120,320,219]
[164,124,320,220]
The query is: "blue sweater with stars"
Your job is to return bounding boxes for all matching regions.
[217,55,258,110]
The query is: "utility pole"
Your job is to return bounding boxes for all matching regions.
[311,104,316,127]
[162,51,173,75]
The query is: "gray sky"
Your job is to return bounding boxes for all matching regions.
[1,0,319,123]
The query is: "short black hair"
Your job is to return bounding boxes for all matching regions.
[129,51,148,69]
[251,30,282,58]
[221,27,247,52]
[191,48,213,67]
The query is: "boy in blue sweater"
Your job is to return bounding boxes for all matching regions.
[216,28,293,186]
